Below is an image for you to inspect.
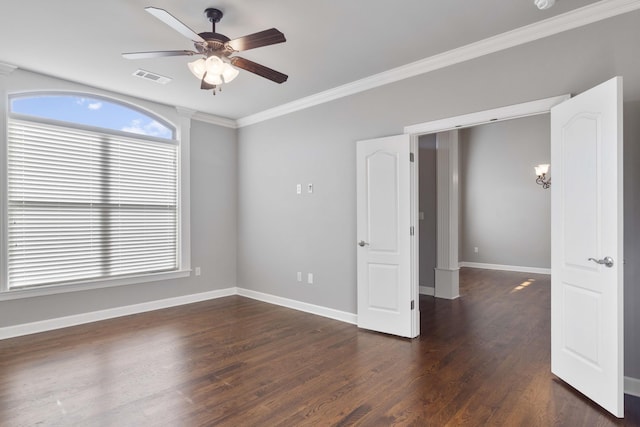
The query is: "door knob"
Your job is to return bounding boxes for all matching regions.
[588,256,614,268]
[358,240,369,247]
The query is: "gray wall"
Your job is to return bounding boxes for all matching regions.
[624,101,640,380]
[189,119,238,288]
[459,115,551,268]
[418,134,437,288]
[237,11,640,378]
[0,71,238,327]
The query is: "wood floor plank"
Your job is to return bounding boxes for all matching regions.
[1,268,638,426]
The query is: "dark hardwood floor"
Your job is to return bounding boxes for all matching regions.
[1,268,639,426]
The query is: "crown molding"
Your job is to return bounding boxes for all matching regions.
[192,111,238,129]
[0,62,18,76]
[177,105,237,128]
[176,106,197,118]
[236,0,640,128]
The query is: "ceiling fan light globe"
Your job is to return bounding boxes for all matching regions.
[204,72,223,85]
[187,58,207,79]
[222,63,240,83]
[205,55,224,75]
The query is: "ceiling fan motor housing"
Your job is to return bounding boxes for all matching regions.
[196,32,232,57]
[199,8,233,57]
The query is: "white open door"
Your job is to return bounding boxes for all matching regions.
[356,134,417,338]
[551,77,624,417]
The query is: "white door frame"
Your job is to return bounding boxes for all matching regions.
[404,94,569,305]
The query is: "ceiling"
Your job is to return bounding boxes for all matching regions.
[0,0,602,121]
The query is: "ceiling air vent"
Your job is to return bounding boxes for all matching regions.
[132,69,172,84]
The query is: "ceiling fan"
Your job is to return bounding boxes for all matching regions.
[122,7,288,94]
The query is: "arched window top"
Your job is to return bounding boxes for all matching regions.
[10,92,175,140]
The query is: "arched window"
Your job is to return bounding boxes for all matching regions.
[6,93,180,289]
[10,93,175,140]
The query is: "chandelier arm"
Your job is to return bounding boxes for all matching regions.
[536,173,551,189]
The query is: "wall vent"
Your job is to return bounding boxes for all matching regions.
[132,69,172,85]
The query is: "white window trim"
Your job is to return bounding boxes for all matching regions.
[0,90,192,300]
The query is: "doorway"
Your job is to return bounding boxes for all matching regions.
[406,94,569,302]
[417,114,552,298]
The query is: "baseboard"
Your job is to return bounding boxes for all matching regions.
[419,286,435,296]
[0,288,237,340]
[237,287,357,325]
[626,376,640,397]
[1,285,357,340]
[459,261,551,275]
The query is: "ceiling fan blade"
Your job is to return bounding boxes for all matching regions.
[226,28,286,52]
[231,57,288,84]
[145,7,205,43]
[122,50,199,59]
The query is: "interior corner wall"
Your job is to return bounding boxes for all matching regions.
[458,115,551,269]
[189,119,238,290]
[418,134,437,288]
[236,10,640,378]
[0,69,238,328]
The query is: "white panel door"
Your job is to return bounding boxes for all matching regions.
[551,77,624,417]
[356,134,415,338]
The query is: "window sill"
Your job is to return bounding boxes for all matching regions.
[0,270,192,301]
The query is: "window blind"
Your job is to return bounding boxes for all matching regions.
[7,118,178,289]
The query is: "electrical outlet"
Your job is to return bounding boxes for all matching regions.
[195,267,201,276]
[307,183,313,193]
[296,184,302,194]
[297,272,302,282]
[307,273,314,284]
[474,247,479,253]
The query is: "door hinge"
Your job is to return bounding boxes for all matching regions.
[410,152,414,162]
[411,300,415,310]
[410,226,415,236]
